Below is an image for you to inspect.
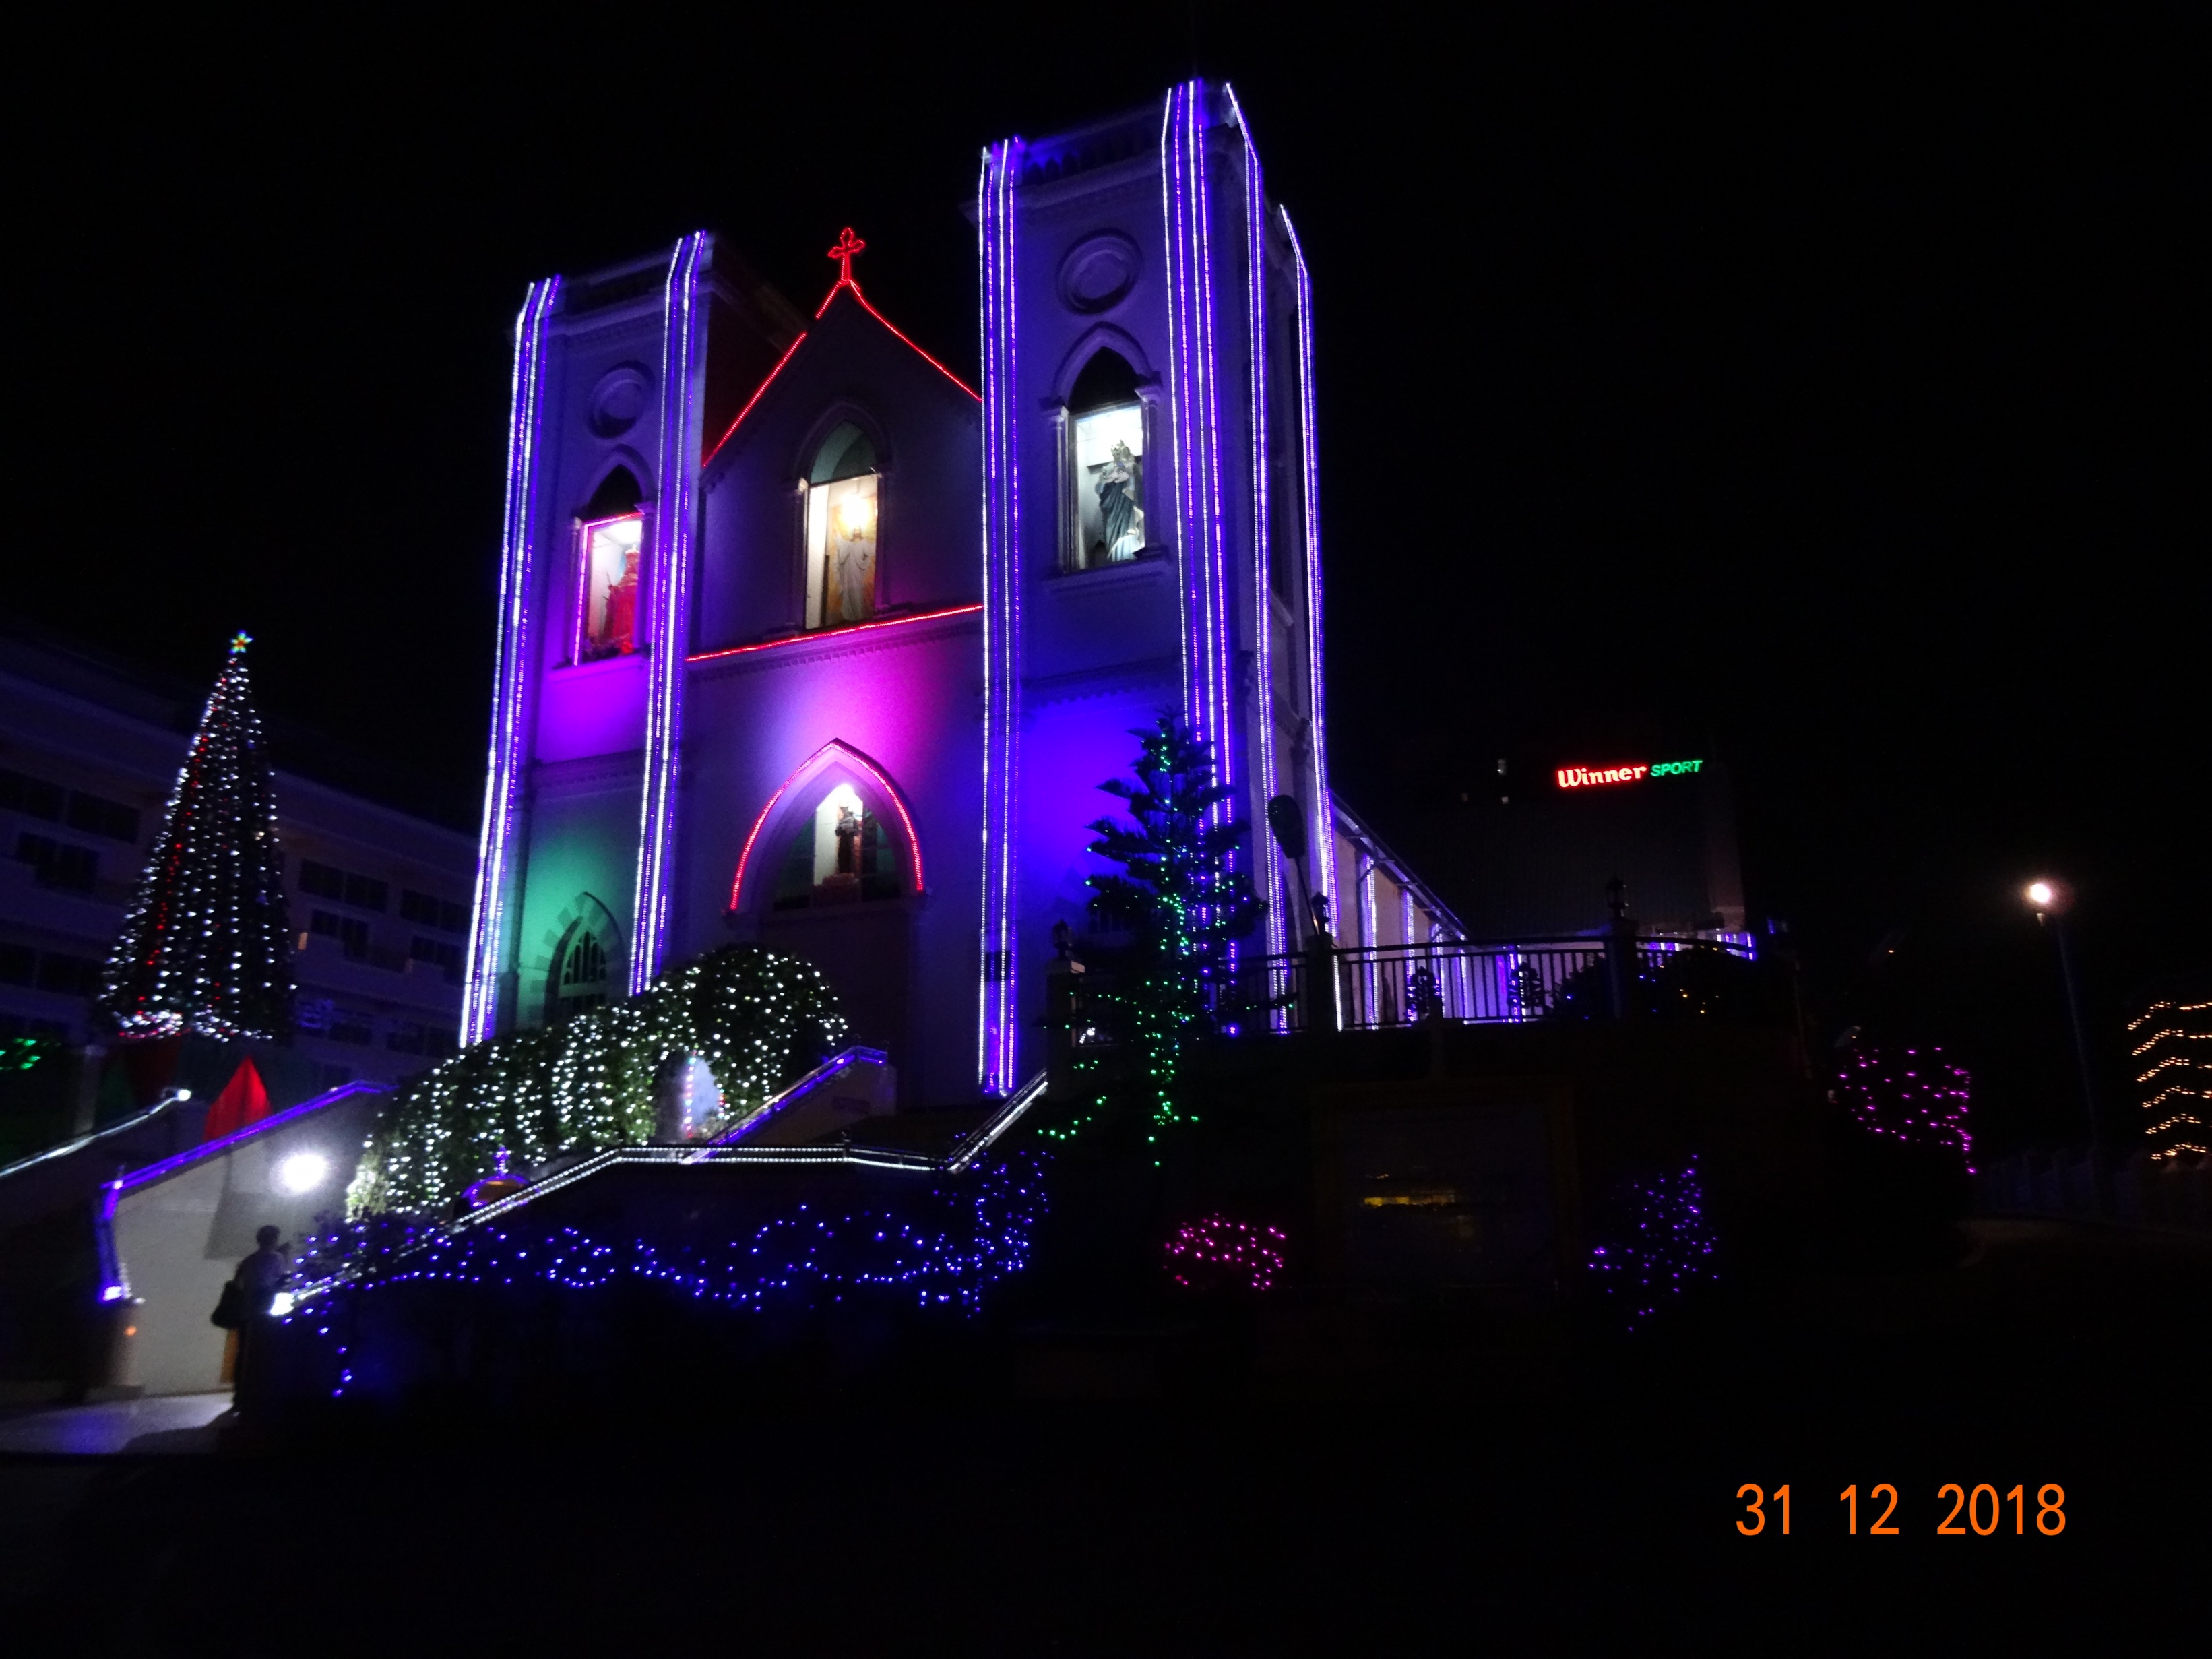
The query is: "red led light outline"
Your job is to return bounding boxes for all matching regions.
[729,739,926,913]
[815,279,980,401]
[701,331,809,468]
[687,602,982,664]
[701,278,978,469]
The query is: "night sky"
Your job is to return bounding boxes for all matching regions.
[11,9,2199,1151]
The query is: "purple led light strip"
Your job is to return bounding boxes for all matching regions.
[1283,215,1339,970]
[462,276,560,1044]
[976,140,1023,1094]
[632,231,710,993]
[1228,90,1285,980]
[116,1082,391,1193]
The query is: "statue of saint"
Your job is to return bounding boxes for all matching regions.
[834,804,863,876]
[601,546,641,652]
[1095,442,1143,562]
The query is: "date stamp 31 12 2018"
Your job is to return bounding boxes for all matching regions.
[1735,1484,2066,1537]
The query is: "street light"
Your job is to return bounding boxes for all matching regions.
[2025,876,2099,1162]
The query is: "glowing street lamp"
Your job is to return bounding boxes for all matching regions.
[2025,875,2099,1162]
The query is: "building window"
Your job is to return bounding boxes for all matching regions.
[35,952,104,995]
[0,768,64,821]
[327,1013,375,1046]
[65,791,139,842]
[14,833,96,892]
[301,860,387,912]
[578,513,645,661]
[309,909,371,960]
[401,889,469,933]
[804,423,879,630]
[410,936,462,979]
[1065,350,1147,569]
[770,784,901,910]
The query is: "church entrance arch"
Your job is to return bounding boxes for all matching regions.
[730,741,920,1084]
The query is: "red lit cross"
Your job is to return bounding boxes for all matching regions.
[827,227,867,286]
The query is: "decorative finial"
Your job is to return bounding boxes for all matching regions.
[228,631,253,657]
[827,226,866,287]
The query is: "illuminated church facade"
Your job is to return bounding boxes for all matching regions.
[460,82,1452,1107]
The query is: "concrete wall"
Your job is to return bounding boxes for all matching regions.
[110,1086,384,1396]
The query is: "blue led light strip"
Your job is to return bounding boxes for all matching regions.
[462,276,560,1044]
[1227,89,1285,984]
[976,141,1023,1094]
[631,232,711,992]
[1160,83,1236,806]
[1282,214,1339,989]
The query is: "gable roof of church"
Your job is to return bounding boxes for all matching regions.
[701,276,977,470]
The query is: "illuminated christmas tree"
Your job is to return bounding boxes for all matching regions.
[1061,714,1264,1150]
[100,633,295,1042]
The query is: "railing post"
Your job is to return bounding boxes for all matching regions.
[1044,922,1080,1100]
[1602,877,1636,1020]
[1306,928,1339,1035]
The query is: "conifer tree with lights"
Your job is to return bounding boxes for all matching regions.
[99,633,295,1043]
[1060,714,1265,1152]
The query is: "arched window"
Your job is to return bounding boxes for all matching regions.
[541,894,623,1024]
[804,422,878,629]
[768,782,902,910]
[577,467,647,662]
[1067,350,1146,569]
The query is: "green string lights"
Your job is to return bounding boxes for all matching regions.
[1050,714,1264,1158]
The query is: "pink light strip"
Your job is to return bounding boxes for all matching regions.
[686,602,981,663]
[726,739,927,913]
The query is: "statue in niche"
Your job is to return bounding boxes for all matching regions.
[601,546,641,652]
[1094,441,1143,563]
[834,804,863,876]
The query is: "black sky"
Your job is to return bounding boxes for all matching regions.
[7,6,2202,1150]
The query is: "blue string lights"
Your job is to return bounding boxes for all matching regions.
[1586,1156,1717,1331]
[287,1152,1049,1397]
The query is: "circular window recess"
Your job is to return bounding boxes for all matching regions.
[588,367,652,437]
[1057,234,1140,315]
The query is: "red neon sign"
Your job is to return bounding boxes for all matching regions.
[1555,759,1703,790]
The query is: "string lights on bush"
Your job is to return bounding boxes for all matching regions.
[1162,1214,1285,1292]
[1587,1156,1717,1331]
[290,1152,1048,1395]
[99,633,295,1042]
[350,945,846,1214]
[1832,1034,1974,1169]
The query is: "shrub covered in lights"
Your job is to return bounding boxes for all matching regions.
[1056,714,1265,1152]
[272,1153,1048,1407]
[350,945,844,1214]
[1832,1034,1973,1168]
[1586,1157,1718,1331]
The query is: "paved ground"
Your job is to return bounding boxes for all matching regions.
[0,1392,230,1457]
[0,1221,2201,1649]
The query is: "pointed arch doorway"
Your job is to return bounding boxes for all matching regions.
[730,741,922,1094]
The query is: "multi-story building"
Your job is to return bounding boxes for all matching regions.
[0,627,475,1098]
[2128,982,2211,1162]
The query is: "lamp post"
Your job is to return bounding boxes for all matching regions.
[2025,877,2102,1177]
